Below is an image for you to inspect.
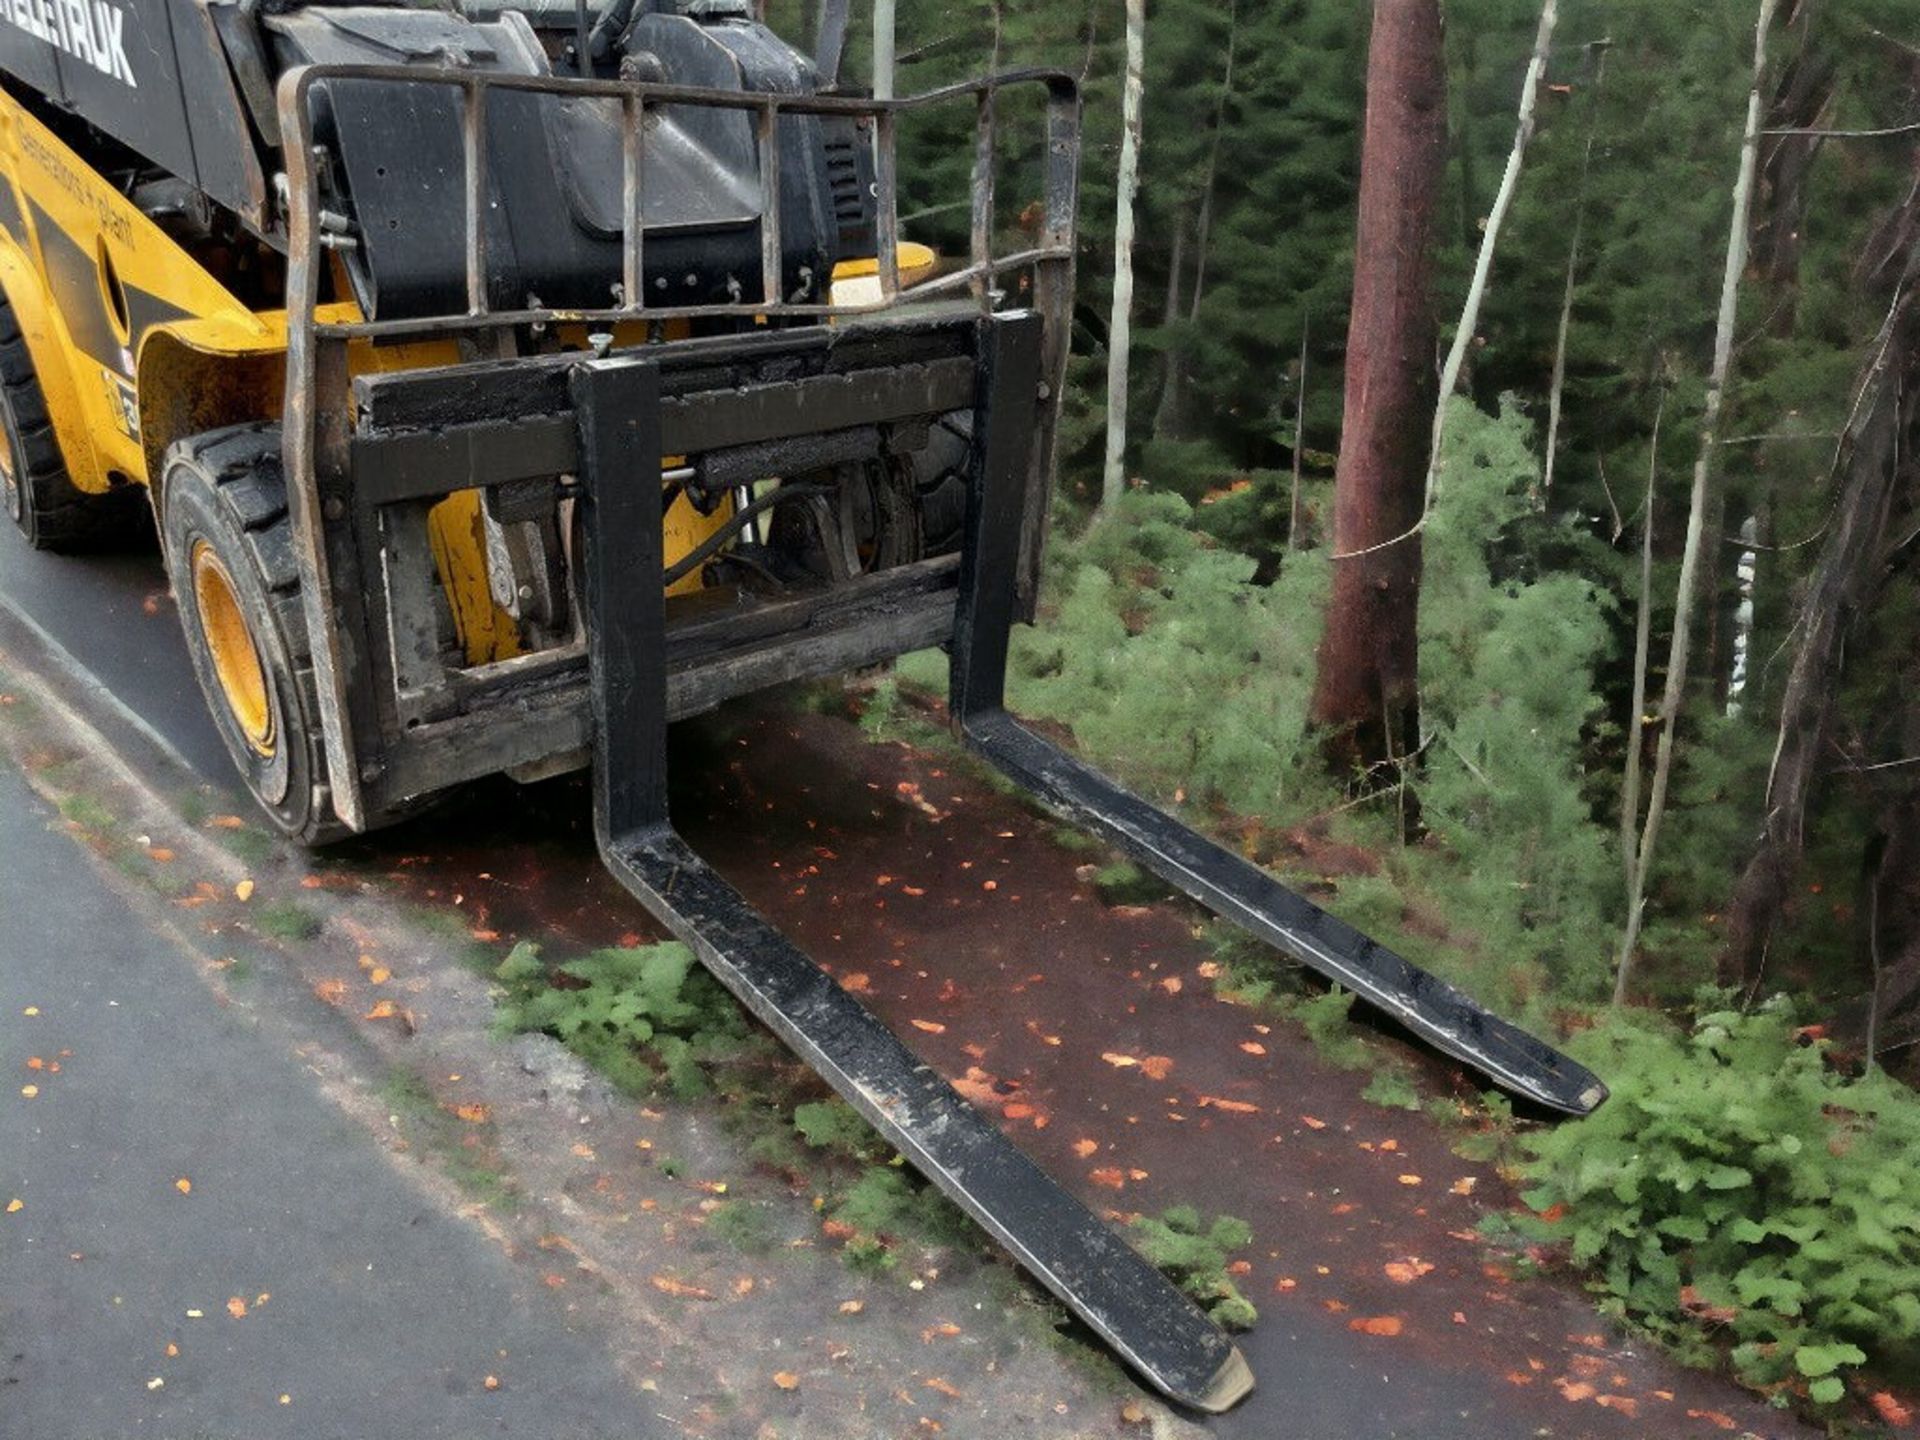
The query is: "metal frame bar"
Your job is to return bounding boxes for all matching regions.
[573,329,1253,1415]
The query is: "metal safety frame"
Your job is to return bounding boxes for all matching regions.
[272,61,1077,830]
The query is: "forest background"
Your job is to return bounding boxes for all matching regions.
[766,0,1920,1422]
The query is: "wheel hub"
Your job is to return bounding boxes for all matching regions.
[190,540,275,755]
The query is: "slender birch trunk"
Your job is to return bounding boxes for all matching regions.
[1100,0,1147,514]
[1542,41,1610,506]
[1423,0,1558,506]
[1615,395,1663,1006]
[1616,0,1781,1000]
[1289,313,1310,552]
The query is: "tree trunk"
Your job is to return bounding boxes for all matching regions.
[1616,0,1780,1000]
[1100,0,1147,514]
[1150,218,1188,440]
[1719,246,1920,991]
[1153,0,1236,444]
[1752,0,1835,327]
[1309,0,1447,768]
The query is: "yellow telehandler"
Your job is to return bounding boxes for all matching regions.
[0,0,1603,1409]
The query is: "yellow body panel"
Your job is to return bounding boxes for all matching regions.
[0,90,744,665]
[0,90,269,494]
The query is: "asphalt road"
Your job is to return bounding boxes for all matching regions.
[0,526,658,1439]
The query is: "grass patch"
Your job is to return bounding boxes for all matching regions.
[56,793,115,832]
[704,1198,780,1255]
[254,900,322,942]
[216,826,275,867]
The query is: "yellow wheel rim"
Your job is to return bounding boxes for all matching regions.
[191,541,275,756]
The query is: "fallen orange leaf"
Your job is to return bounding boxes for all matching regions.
[773,1371,799,1390]
[1554,1379,1595,1403]
[20,1084,37,1098]
[210,815,247,830]
[1239,1042,1266,1055]
[226,1297,247,1319]
[921,1322,961,1342]
[312,979,348,1005]
[453,1103,490,1124]
[1383,1257,1435,1284]
[484,1374,500,1391]
[1594,1396,1639,1418]
[1101,1053,1139,1069]
[1349,1316,1402,1336]
[841,973,871,994]
[174,1178,192,1195]
[363,1000,397,1020]
[1089,1167,1126,1189]
[1301,1115,1327,1130]
[1072,1139,1099,1159]
[839,1299,864,1314]
[5,1199,21,1213]
[368,967,391,985]
[925,1377,961,1399]
[1870,1392,1913,1427]
[1449,1176,1477,1196]
[234,879,254,901]
[1138,1056,1174,1081]
[1197,1095,1261,1114]
[650,1275,713,1300]
[1396,1174,1423,1186]
[25,1057,43,1070]
[1686,1410,1736,1431]
[910,1019,946,1035]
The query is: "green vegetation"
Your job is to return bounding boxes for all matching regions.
[254,900,322,943]
[55,793,114,833]
[1515,1002,1920,1406]
[493,939,757,1097]
[791,1097,973,1273]
[1128,1206,1259,1331]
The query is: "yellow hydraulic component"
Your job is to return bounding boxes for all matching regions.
[828,242,938,307]
[190,540,275,755]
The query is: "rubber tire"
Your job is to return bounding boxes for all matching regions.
[0,291,149,550]
[160,424,352,846]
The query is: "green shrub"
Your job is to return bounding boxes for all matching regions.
[1515,1000,1920,1404]
[1129,1206,1259,1331]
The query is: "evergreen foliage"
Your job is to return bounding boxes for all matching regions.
[1128,1205,1260,1330]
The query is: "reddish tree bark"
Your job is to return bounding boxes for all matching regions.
[1310,0,1447,770]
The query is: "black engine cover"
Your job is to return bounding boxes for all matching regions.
[276,6,853,320]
